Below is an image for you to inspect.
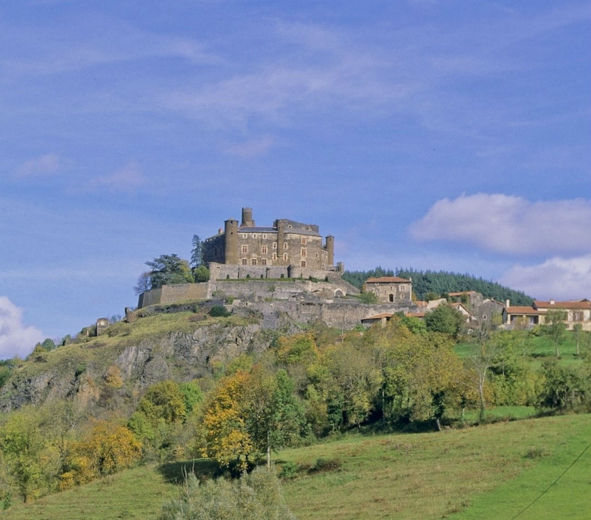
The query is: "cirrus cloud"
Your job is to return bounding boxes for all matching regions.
[0,296,44,359]
[15,153,61,177]
[410,194,591,256]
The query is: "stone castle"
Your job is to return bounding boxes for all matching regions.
[136,207,419,327]
[203,208,344,282]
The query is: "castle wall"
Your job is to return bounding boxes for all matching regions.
[138,283,210,308]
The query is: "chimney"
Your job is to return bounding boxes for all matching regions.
[505,299,510,308]
[550,299,555,305]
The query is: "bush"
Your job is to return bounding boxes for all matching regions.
[209,305,231,318]
[359,292,378,304]
[159,467,297,520]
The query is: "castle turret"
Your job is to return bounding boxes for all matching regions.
[326,235,335,267]
[224,219,239,264]
[276,220,285,265]
[241,207,254,227]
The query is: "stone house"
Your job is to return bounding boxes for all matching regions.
[363,276,412,304]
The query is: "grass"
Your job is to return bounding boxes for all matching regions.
[279,414,591,520]
[2,414,589,520]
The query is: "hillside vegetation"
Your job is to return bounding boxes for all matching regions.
[2,413,589,520]
[343,267,533,304]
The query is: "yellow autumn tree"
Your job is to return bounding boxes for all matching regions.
[59,420,141,489]
[201,371,253,471]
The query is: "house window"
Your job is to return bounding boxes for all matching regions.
[283,253,288,261]
[283,242,288,250]
[301,260,306,267]
[574,311,584,322]
[241,258,248,265]
[389,294,394,302]
[399,285,407,292]
[272,253,277,261]
[261,258,267,266]
[301,237,307,245]
[301,248,307,257]
[241,245,248,254]
[261,245,268,254]
[251,258,257,265]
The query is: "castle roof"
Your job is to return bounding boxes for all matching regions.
[365,277,411,284]
[238,226,276,232]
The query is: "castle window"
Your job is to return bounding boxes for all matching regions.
[301,248,307,257]
[273,242,277,249]
[261,258,267,266]
[283,253,288,261]
[262,234,267,239]
[241,258,248,265]
[241,234,247,238]
[272,253,277,261]
[301,260,306,267]
[242,245,248,254]
[301,237,307,245]
[261,245,268,254]
[251,258,257,265]
[283,242,288,250]
[252,234,258,239]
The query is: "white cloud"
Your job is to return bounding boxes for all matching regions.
[410,194,591,256]
[225,136,275,157]
[0,297,44,359]
[86,161,147,193]
[15,153,61,177]
[500,254,591,300]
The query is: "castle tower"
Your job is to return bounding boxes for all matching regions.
[276,220,285,265]
[241,207,254,227]
[326,235,335,267]
[224,219,239,264]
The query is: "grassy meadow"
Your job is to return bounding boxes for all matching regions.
[2,413,589,520]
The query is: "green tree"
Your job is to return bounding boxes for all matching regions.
[145,254,194,290]
[424,304,464,338]
[193,265,210,283]
[542,310,567,358]
[190,234,203,269]
[137,381,187,424]
[537,360,590,411]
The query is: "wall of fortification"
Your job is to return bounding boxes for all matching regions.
[138,283,210,308]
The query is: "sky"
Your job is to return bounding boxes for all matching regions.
[0,0,590,358]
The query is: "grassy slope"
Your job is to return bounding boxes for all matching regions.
[3,414,589,520]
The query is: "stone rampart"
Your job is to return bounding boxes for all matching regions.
[138,283,210,308]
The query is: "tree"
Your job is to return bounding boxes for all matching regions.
[190,235,203,269]
[159,467,297,520]
[134,272,152,295]
[201,371,253,471]
[193,265,210,283]
[145,254,194,290]
[424,304,464,338]
[137,381,187,424]
[542,310,567,358]
[537,360,590,411]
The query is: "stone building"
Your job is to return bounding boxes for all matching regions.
[363,276,413,304]
[203,208,338,272]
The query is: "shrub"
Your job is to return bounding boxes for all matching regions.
[359,292,378,304]
[278,461,300,479]
[209,305,231,318]
[159,467,297,520]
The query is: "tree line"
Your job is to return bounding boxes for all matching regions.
[343,266,533,305]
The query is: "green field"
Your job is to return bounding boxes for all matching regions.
[3,414,589,520]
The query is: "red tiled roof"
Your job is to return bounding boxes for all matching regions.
[365,277,410,284]
[505,306,543,315]
[534,300,591,310]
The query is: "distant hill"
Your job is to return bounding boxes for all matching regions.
[342,267,533,306]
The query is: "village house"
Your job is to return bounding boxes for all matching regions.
[363,276,413,303]
[503,299,591,331]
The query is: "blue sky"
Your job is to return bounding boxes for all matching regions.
[1,0,590,358]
